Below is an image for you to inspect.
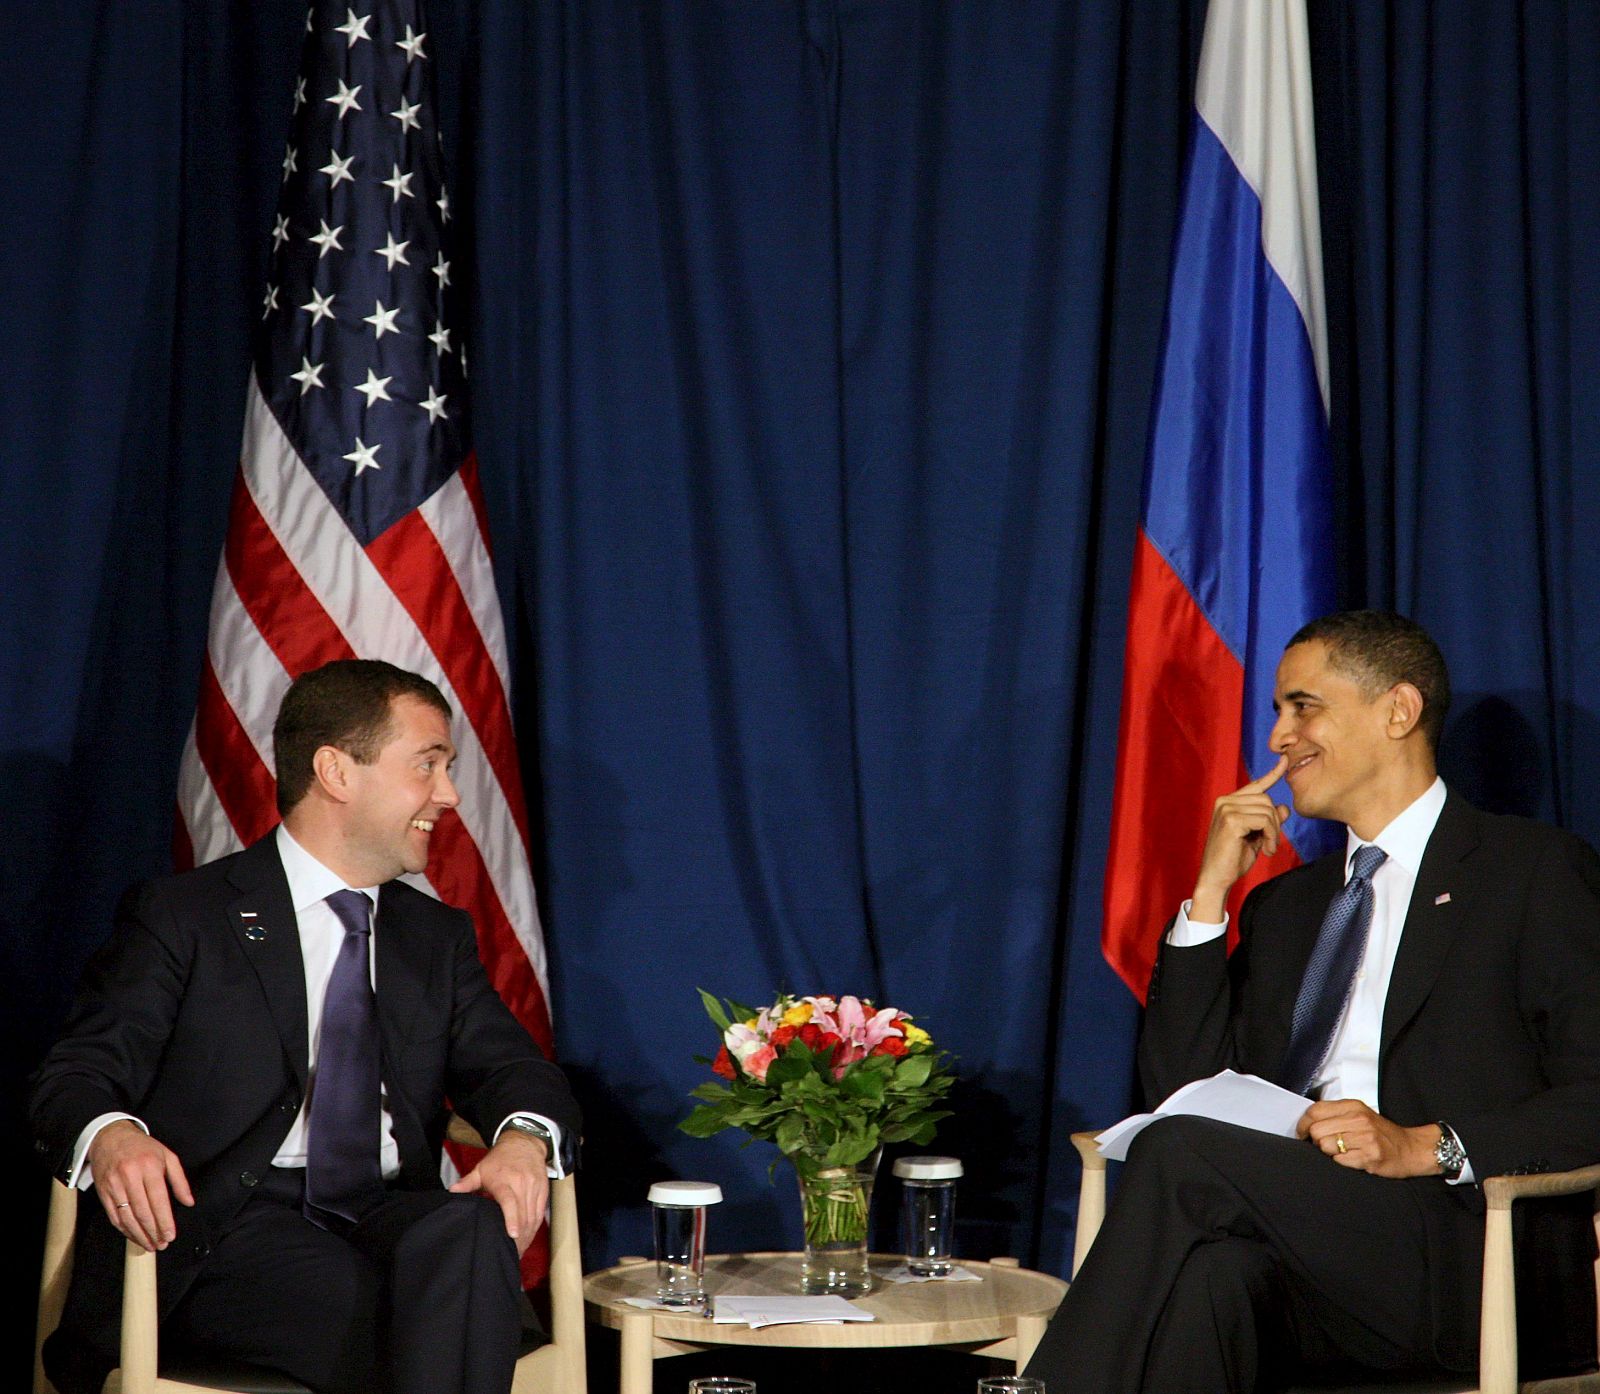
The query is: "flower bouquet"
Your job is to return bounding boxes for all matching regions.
[679,989,955,1294]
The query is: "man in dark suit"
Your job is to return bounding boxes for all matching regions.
[1027,611,1600,1392]
[32,660,580,1394]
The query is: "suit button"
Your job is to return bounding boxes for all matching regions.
[240,1171,260,1188]
[192,1241,208,1256]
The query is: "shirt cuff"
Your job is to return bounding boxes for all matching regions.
[1167,899,1229,947]
[493,1113,567,1178]
[69,1113,148,1190]
[1443,1124,1476,1186]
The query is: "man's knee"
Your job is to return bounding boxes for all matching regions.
[398,1193,519,1281]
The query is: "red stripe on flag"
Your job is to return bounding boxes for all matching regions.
[427,814,553,1053]
[456,452,496,562]
[364,511,532,847]
[1102,531,1300,1001]
[193,660,280,846]
[225,477,357,675]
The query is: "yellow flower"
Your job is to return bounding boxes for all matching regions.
[903,1024,932,1048]
[782,1002,813,1027]
[742,1017,760,1030]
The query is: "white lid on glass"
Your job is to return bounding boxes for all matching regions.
[893,1155,962,1180]
[647,1180,723,1206]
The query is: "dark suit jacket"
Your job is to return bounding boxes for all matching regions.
[30,833,580,1394]
[1138,792,1600,1371]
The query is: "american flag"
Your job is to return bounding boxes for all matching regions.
[175,0,553,1080]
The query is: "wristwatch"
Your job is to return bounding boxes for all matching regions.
[1435,1123,1467,1180]
[501,1117,555,1154]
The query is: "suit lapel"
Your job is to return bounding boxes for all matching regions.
[374,885,432,1071]
[226,835,310,1093]
[1380,792,1479,1058]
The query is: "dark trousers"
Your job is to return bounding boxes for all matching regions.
[164,1167,523,1394]
[1024,1117,1475,1394]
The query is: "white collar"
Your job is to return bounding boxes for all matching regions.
[275,824,382,915]
[1344,775,1447,880]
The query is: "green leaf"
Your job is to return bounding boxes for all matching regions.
[697,988,732,1034]
[726,997,760,1024]
[891,1054,933,1088]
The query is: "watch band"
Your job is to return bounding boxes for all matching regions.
[1435,1122,1467,1180]
[501,1116,554,1149]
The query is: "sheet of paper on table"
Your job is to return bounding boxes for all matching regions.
[712,1295,876,1328]
[1095,1069,1309,1161]
[880,1264,984,1284]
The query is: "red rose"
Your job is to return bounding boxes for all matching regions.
[798,1023,826,1050]
[711,1045,736,1080]
[873,1037,908,1057]
[770,1024,798,1048]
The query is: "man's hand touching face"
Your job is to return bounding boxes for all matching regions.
[1188,755,1292,923]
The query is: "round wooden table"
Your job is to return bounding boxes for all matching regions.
[583,1252,1068,1394]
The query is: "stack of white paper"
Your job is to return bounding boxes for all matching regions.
[1095,1069,1309,1161]
[712,1295,876,1328]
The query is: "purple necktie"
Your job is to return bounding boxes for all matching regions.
[1280,843,1388,1096]
[304,888,384,1228]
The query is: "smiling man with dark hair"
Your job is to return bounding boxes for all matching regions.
[1027,611,1600,1393]
[32,659,578,1394]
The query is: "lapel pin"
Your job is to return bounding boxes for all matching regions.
[240,911,267,941]
[1434,892,1452,906]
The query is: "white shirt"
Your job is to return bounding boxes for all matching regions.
[1169,777,1471,1181]
[70,825,564,1186]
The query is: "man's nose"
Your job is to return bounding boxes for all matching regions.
[434,769,461,809]
[1268,710,1294,752]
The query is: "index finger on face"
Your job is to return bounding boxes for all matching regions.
[1242,755,1290,794]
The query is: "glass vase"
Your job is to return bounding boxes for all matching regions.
[794,1148,880,1296]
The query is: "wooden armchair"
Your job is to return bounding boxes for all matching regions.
[34,1117,585,1394]
[1070,1132,1600,1394]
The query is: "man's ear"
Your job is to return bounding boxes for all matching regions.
[1386,682,1425,740]
[311,744,354,803]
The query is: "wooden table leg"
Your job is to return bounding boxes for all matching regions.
[620,1309,655,1394]
[1014,1312,1048,1372]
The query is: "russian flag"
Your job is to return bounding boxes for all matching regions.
[1102,0,1340,1000]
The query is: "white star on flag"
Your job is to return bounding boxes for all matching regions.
[326,79,362,119]
[375,233,411,270]
[419,385,448,422]
[272,215,291,250]
[289,357,325,394]
[396,25,427,63]
[392,98,422,134]
[432,253,450,288]
[309,221,345,258]
[281,146,298,180]
[335,8,372,46]
[320,150,356,187]
[364,300,401,338]
[293,76,307,111]
[301,287,336,324]
[342,437,381,474]
[427,324,451,355]
[436,188,451,223]
[355,368,394,405]
[262,284,280,318]
[382,163,415,203]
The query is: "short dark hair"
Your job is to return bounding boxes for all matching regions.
[272,660,451,815]
[1287,610,1451,749]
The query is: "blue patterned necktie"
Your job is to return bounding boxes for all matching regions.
[304,888,385,1228]
[1280,844,1388,1097]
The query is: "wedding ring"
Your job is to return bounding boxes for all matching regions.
[116,1201,131,1209]
[1335,1135,1347,1155]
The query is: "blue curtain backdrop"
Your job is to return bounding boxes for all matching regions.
[4,0,1600,1377]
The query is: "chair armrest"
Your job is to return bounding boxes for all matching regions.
[120,1242,158,1394]
[1070,1131,1108,1279]
[447,1115,488,1150]
[1482,1163,1600,1210]
[1479,1165,1600,1394]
